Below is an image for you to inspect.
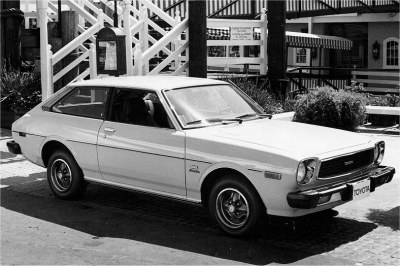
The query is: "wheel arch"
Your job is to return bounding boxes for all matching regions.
[200,166,265,212]
[41,140,74,167]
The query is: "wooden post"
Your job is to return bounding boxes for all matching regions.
[260,10,267,75]
[123,0,133,76]
[47,45,54,98]
[188,0,207,78]
[318,46,322,86]
[77,0,85,27]
[89,43,97,79]
[134,44,143,76]
[173,11,182,70]
[299,68,303,92]
[267,0,288,98]
[140,6,149,75]
[308,17,313,75]
[2,1,23,70]
[61,10,79,87]
[37,0,51,101]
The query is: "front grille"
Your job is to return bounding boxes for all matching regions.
[318,149,374,179]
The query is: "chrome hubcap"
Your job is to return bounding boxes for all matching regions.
[51,159,72,192]
[216,188,249,229]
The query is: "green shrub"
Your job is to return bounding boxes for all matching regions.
[293,87,367,131]
[223,76,295,114]
[0,68,42,115]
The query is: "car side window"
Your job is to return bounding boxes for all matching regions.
[52,87,110,119]
[109,89,173,129]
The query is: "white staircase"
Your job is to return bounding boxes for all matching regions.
[38,0,189,100]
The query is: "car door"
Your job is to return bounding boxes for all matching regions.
[97,88,186,196]
[48,86,110,180]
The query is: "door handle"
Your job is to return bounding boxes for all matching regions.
[104,127,116,133]
[103,127,116,138]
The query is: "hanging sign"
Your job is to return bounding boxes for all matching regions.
[230,27,253,41]
[98,41,117,71]
[96,27,126,76]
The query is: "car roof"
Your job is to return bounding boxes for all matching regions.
[70,76,228,91]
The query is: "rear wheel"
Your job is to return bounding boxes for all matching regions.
[47,150,86,199]
[208,175,264,237]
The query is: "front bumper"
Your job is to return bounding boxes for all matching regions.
[7,140,22,155]
[287,166,395,209]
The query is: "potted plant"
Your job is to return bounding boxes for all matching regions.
[1,68,42,129]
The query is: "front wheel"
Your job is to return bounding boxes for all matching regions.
[47,150,86,200]
[208,176,264,237]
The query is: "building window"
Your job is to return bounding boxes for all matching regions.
[383,37,399,69]
[294,48,309,66]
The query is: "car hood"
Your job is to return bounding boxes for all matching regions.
[192,119,373,157]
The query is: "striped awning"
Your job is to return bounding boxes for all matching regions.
[203,28,353,50]
[286,31,353,50]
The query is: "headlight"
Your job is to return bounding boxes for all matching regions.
[374,141,385,164]
[297,159,317,185]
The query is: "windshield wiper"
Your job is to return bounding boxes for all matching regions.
[207,118,243,124]
[258,113,273,119]
[235,113,258,119]
[235,113,273,120]
[186,120,203,125]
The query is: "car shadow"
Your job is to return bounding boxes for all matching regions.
[0,151,17,160]
[1,174,378,264]
[366,206,399,231]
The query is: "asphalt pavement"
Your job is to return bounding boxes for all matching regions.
[1,128,399,265]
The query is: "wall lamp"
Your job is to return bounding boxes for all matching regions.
[372,40,380,60]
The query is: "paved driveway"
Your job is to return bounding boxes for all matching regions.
[1,129,399,265]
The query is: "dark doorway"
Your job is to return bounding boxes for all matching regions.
[329,23,368,68]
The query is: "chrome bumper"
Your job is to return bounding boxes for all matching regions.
[287,166,395,209]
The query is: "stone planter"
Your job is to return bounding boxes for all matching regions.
[368,114,398,127]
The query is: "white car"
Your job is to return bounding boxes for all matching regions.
[7,76,395,236]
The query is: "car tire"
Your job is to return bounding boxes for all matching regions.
[47,150,86,200]
[208,175,264,237]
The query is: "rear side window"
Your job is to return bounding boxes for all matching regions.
[52,87,110,119]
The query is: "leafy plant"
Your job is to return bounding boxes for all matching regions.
[223,76,295,114]
[0,68,42,115]
[293,87,367,131]
[344,80,365,93]
[367,93,400,107]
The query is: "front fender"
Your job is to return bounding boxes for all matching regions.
[198,161,261,191]
[185,160,264,203]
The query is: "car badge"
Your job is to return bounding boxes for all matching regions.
[344,160,354,166]
[189,165,200,173]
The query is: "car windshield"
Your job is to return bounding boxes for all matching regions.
[163,84,264,128]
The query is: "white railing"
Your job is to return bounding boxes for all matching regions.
[134,15,189,76]
[38,0,188,100]
[352,70,400,93]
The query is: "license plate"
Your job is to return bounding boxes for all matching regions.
[350,179,371,201]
